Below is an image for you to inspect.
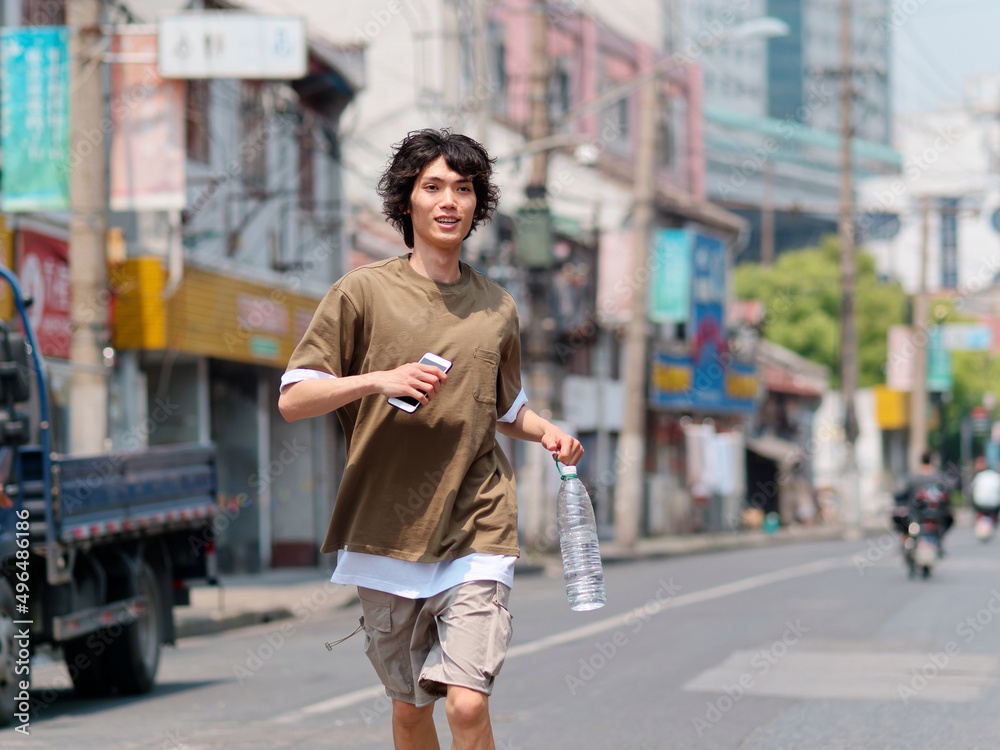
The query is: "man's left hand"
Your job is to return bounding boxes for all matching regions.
[542,430,584,467]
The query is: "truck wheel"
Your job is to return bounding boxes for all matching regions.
[63,635,113,697]
[109,559,162,695]
[0,578,17,726]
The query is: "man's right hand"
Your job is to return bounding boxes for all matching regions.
[374,362,448,406]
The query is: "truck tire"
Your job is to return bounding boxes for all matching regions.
[65,557,164,697]
[109,559,162,695]
[0,578,17,726]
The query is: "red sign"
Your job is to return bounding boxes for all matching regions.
[17,230,71,359]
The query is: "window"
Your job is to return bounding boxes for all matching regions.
[549,58,572,122]
[298,112,315,216]
[939,198,959,288]
[656,93,673,169]
[488,22,507,115]
[240,81,267,193]
[186,80,210,164]
[22,0,64,25]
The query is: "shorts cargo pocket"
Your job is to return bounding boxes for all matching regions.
[484,582,513,678]
[359,594,413,696]
[473,348,500,405]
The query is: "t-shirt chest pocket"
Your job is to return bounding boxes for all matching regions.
[472,347,501,405]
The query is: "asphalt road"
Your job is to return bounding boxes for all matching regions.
[10,525,1000,749]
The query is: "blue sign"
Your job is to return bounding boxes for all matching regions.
[649,229,690,323]
[0,28,70,211]
[649,230,756,413]
[650,352,757,414]
[927,327,953,393]
[691,231,728,392]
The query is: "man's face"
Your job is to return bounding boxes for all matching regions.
[407,156,477,252]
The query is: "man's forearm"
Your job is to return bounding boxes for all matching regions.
[496,406,553,443]
[278,375,377,421]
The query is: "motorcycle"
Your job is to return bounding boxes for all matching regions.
[974,510,997,543]
[903,484,946,579]
[904,519,940,579]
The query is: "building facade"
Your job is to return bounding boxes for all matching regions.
[26,0,365,572]
[674,0,899,263]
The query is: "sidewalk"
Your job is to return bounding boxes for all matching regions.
[174,520,888,639]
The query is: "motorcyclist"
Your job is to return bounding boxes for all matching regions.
[892,450,955,553]
[970,455,1000,520]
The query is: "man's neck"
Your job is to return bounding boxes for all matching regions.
[409,245,462,283]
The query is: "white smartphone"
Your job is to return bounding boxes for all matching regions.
[388,352,453,412]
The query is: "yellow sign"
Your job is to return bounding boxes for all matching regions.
[726,371,757,400]
[652,360,691,394]
[114,257,322,366]
[874,385,910,430]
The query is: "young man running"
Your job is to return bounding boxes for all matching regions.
[279,129,583,750]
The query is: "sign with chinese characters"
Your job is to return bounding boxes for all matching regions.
[157,13,307,79]
[650,352,757,414]
[0,28,69,211]
[649,228,691,323]
[17,229,70,359]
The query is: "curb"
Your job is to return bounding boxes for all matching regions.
[176,607,296,639]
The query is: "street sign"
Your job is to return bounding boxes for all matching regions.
[158,13,307,79]
[937,323,993,352]
[972,406,991,436]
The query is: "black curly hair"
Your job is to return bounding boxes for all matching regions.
[377,129,501,249]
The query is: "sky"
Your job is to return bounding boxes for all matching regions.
[891,0,1000,114]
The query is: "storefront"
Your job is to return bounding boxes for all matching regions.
[114,257,337,571]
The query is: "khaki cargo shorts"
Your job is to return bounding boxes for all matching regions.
[357,580,513,707]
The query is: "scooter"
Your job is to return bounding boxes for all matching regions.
[904,519,940,579]
[974,510,997,543]
[903,485,946,579]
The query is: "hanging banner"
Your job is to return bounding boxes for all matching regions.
[690,231,729,402]
[17,229,71,359]
[0,28,70,211]
[110,33,186,211]
[649,228,691,323]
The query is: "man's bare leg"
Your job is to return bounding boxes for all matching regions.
[392,700,440,750]
[445,686,494,750]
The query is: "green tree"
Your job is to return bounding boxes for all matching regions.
[735,236,908,387]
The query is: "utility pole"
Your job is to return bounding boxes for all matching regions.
[522,0,552,551]
[909,197,931,471]
[838,0,860,529]
[614,73,658,550]
[68,0,109,454]
[761,161,775,266]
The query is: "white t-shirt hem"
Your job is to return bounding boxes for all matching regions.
[330,549,517,599]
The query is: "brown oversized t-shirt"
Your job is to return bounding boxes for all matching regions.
[285,255,524,562]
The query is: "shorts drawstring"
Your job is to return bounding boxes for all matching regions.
[325,616,365,651]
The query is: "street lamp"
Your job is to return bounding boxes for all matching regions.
[614,18,790,550]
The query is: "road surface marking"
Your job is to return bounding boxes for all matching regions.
[270,554,850,724]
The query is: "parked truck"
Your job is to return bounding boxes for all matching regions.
[0,266,218,727]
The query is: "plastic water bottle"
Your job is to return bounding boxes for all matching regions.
[556,465,607,611]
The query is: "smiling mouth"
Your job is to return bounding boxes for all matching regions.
[435,218,460,226]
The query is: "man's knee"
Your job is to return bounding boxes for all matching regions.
[393,699,433,729]
[445,686,489,729]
